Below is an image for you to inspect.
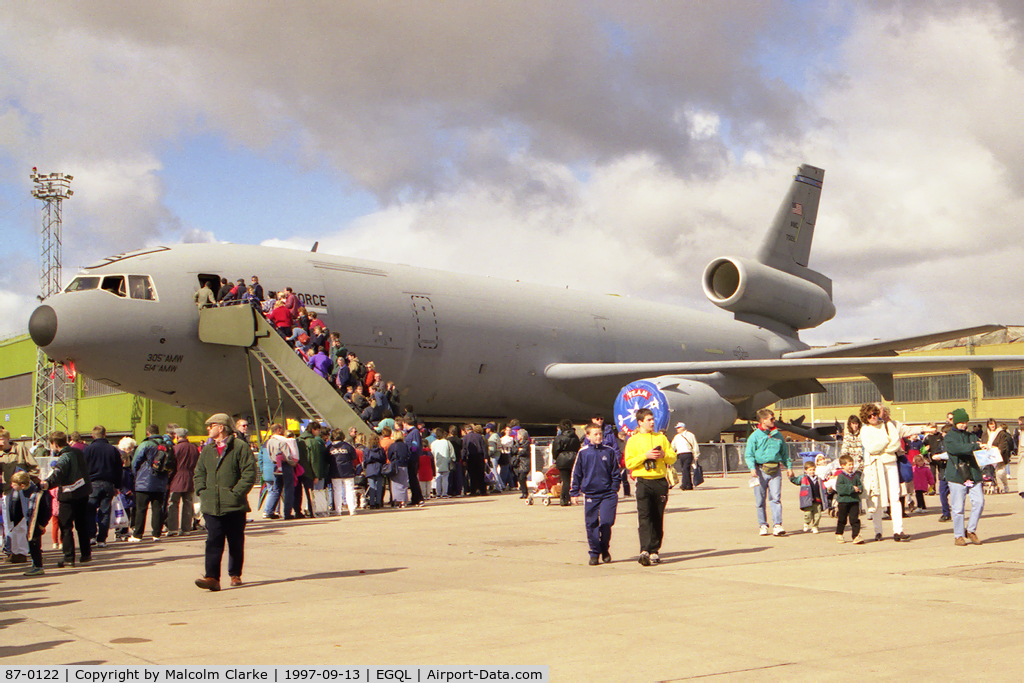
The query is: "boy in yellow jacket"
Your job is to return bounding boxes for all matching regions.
[624,409,677,566]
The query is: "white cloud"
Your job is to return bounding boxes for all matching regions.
[1,1,1023,352]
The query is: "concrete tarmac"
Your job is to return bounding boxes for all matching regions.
[3,477,1024,681]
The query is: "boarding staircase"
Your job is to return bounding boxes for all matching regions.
[197,305,376,441]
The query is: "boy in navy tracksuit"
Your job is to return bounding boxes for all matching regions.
[570,424,622,565]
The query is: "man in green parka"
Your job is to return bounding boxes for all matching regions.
[194,413,256,591]
[945,408,984,547]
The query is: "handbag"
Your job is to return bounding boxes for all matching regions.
[311,488,331,517]
[382,460,396,477]
[897,454,913,483]
[112,493,130,529]
[692,463,705,488]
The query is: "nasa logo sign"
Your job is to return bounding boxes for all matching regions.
[613,380,670,437]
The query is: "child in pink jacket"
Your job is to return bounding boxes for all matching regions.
[912,454,935,512]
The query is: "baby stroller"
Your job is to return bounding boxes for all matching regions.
[526,465,561,506]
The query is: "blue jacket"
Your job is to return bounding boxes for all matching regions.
[363,446,387,477]
[789,473,826,510]
[569,443,622,497]
[83,438,123,487]
[601,424,621,456]
[462,431,487,461]
[404,427,422,456]
[327,440,359,478]
[373,391,390,415]
[133,436,169,493]
[258,447,275,482]
[387,441,412,468]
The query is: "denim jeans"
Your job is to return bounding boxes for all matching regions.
[939,479,951,516]
[87,480,116,544]
[753,466,783,527]
[949,481,984,538]
[262,463,295,518]
[434,471,449,498]
[367,475,384,507]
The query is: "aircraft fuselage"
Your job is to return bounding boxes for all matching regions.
[31,244,806,423]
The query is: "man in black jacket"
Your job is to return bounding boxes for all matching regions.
[84,425,122,548]
[42,431,92,568]
[551,420,582,506]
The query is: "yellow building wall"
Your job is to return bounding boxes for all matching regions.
[774,342,1024,428]
[0,334,212,443]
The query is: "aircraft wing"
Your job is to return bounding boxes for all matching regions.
[544,355,1024,384]
[781,325,1005,359]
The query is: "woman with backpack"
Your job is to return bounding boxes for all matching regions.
[551,420,581,506]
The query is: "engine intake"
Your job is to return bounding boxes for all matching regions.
[703,256,835,331]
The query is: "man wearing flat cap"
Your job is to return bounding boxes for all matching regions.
[193,413,256,591]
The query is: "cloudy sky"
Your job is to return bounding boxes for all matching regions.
[1,1,1021,346]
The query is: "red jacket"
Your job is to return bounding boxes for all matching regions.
[267,306,293,329]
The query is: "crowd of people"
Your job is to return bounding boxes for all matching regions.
[197,275,402,426]
[4,397,1023,577]
[745,403,1021,548]
[257,416,558,518]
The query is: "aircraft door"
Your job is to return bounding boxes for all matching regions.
[411,295,439,350]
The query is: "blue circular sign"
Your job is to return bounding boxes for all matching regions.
[613,380,671,437]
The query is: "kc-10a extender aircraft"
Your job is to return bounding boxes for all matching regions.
[28,164,1024,439]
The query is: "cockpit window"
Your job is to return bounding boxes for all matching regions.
[66,274,157,301]
[65,276,100,292]
[101,275,126,298]
[128,275,156,300]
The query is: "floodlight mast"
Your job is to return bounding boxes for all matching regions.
[30,169,74,443]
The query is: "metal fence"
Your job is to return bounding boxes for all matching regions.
[531,438,843,478]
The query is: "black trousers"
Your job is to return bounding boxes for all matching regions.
[558,468,573,505]
[58,497,91,562]
[203,510,246,580]
[518,472,529,497]
[675,453,694,490]
[836,501,861,537]
[133,491,164,539]
[407,457,423,505]
[28,538,43,568]
[636,477,669,553]
[468,456,487,496]
[294,477,314,516]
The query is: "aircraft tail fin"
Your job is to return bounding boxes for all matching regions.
[702,164,835,335]
[756,164,825,274]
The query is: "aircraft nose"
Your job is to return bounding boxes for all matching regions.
[29,305,57,347]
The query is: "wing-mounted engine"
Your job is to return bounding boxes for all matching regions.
[703,256,835,333]
[703,163,835,336]
[614,377,738,441]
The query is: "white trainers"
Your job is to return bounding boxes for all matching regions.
[803,524,810,532]
[759,525,770,536]
[773,525,786,536]
[811,527,819,534]
[127,536,142,543]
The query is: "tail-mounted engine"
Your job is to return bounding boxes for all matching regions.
[702,256,835,333]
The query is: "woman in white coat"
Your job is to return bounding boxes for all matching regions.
[859,403,909,542]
